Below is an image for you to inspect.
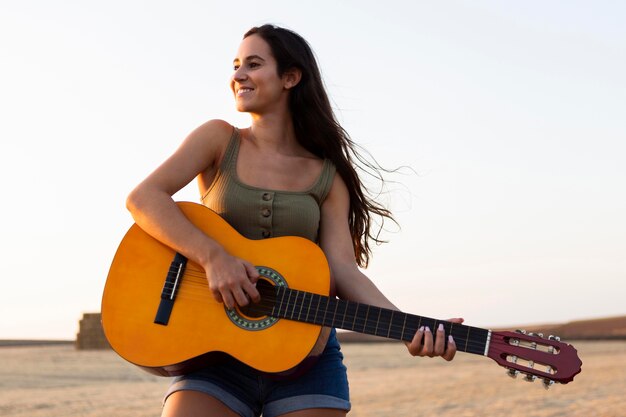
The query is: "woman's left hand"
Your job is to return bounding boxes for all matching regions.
[405,318,464,361]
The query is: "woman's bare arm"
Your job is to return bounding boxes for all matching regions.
[318,175,461,360]
[126,119,260,308]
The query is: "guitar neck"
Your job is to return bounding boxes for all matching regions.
[254,285,491,356]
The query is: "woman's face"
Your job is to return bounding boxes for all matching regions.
[231,35,286,114]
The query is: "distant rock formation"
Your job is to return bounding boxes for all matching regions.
[520,315,626,340]
[75,313,110,350]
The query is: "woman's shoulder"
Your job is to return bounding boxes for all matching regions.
[188,119,236,143]
[181,119,238,158]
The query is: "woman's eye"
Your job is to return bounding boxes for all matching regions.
[248,62,259,68]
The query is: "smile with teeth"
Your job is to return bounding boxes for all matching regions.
[237,88,254,96]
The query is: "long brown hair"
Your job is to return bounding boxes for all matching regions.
[244,24,395,267]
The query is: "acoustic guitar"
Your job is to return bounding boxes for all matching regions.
[101,202,582,387]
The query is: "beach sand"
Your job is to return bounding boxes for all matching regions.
[1,340,623,417]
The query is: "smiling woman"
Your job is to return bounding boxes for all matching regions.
[122,24,462,417]
[231,38,293,114]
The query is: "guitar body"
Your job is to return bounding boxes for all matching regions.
[102,202,331,376]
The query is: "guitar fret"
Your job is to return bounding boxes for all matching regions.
[390,312,405,340]
[466,327,489,355]
[450,322,463,349]
[352,303,359,332]
[340,301,348,329]
[405,315,419,342]
[285,289,293,318]
[269,287,489,356]
[312,293,321,325]
[276,287,286,317]
[377,309,392,338]
[282,288,289,318]
[321,296,329,326]
[297,291,304,320]
[374,309,383,336]
[400,314,408,340]
[367,306,381,336]
[331,298,339,327]
[295,290,301,321]
[304,292,313,323]
[360,305,368,334]
[273,288,280,317]
[297,291,305,322]
[342,301,356,332]
[277,287,284,317]
[323,297,333,327]
[292,291,300,320]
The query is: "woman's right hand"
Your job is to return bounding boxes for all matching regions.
[202,248,261,309]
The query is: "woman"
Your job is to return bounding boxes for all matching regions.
[127,24,462,417]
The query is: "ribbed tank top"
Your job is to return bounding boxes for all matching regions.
[201,128,336,242]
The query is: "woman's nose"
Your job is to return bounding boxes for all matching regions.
[233,66,247,81]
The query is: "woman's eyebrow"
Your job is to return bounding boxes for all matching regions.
[233,55,266,64]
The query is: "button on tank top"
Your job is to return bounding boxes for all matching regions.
[201,128,336,242]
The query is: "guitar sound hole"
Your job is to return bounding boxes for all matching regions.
[239,304,265,319]
[238,279,275,319]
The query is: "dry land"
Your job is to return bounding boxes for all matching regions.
[0,340,624,417]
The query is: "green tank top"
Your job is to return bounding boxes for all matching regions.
[201,128,336,242]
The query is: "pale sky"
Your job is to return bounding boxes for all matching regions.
[1,1,624,340]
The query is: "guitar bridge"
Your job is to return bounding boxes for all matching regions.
[154,253,188,326]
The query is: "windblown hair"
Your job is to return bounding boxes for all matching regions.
[244,24,395,267]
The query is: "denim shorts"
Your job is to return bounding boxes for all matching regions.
[164,329,350,417]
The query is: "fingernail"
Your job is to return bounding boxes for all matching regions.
[448,335,454,343]
[438,323,444,332]
[425,326,431,333]
[419,326,424,332]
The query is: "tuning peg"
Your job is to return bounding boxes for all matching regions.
[537,333,544,338]
[507,368,519,378]
[528,332,537,337]
[524,373,537,382]
[515,329,527,334]
[542,379,555,389]
[548,335,561,341]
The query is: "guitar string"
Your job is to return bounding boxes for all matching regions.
[158,269,491,351]
[164,277,474,339]
[265,300,489,350]
[145,293,561,379]
[157,275,491,350]
[147,282,563,370]
[260,290,559,350]
[157,289,490,352]
[266,292,564,361]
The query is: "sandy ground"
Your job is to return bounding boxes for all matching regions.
[0,340,623,417]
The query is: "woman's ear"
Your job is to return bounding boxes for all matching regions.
[283,67,302,90]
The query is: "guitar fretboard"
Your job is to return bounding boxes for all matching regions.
[252,285,490,356]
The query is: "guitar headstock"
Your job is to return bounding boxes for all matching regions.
[487,330,582,388]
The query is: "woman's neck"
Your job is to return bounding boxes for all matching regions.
[248,112,300,154]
